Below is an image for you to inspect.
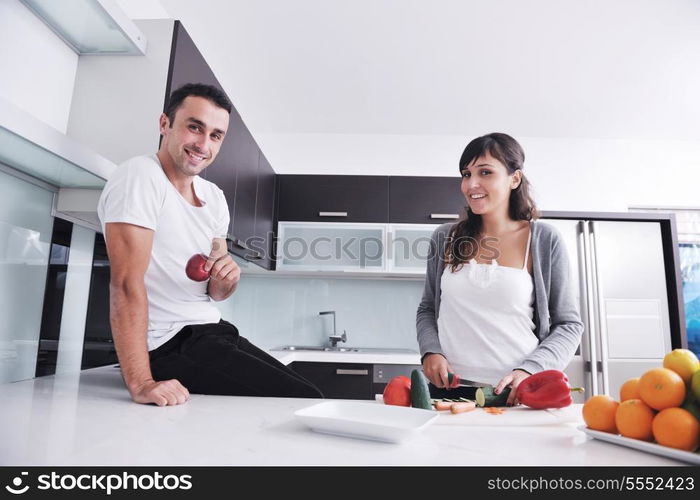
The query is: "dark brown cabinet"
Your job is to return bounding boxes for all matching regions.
[253,153,276,268]
[277,175,389,223]
[388,176,464,224]
[290,362,373,400]
[229,125,259,258]
[167,22,275,269]
[276,175,464,225]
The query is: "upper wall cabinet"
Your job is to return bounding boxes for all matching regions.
[67,20,275,269]
[388,176,464,224]
[277,175,389,223]
[253,153,276,269]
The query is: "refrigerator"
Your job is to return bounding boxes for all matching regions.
[540,212,686,402]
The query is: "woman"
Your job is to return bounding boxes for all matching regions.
[416,133,583,405]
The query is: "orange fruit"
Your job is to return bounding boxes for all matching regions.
[663,349,700,385]
[582,395,619,433]
[652,407,700,451]
[619,377,640,402]
[615,399,655,441]
[638,367,686,410]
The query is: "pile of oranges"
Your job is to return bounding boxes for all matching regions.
[582,348,700,452]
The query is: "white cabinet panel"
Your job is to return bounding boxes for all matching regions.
[605,299,666,358]
[386,224,438,273]
[606,359,664,400]
[277,222,386,272]
[0,171,54,383]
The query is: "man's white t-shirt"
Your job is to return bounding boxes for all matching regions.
[97,154,230,351]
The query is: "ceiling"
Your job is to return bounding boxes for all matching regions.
[117,0,700,174]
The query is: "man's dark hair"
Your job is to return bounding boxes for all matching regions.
[164,83,232,125]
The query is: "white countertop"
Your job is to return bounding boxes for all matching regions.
[0,365,689,466]
[267,348,421,365]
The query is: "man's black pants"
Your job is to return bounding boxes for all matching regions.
[149,320,323,398]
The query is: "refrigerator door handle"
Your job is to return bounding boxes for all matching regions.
[589,221,610,396]
[578,221,599,396]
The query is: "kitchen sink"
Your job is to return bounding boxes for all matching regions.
[271,345,418,354]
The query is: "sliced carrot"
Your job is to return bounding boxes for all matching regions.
[450,401,477,414]
[484,407,506,415]
[434,401,454,411]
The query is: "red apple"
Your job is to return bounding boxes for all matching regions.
[186,253,210,281]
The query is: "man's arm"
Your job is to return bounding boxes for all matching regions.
[105,222,189,406]
[206,237,241,301]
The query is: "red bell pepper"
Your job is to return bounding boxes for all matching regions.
[515,370,584,409]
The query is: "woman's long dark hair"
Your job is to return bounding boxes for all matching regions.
[445,132,539,271]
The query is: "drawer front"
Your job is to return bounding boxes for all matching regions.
[290,362,373,400]
[389,176,464,224]
[278,175,389,223]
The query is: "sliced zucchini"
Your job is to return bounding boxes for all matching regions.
[475,387,510,407]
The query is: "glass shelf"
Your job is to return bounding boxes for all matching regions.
[0,98,115,189]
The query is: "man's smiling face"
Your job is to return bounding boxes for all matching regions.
[159,95,230,177]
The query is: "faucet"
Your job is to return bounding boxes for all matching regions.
[319,310,347,347]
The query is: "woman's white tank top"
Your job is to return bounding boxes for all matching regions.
[437,227,537,386]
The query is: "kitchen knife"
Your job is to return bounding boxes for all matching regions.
[447,373,492,388]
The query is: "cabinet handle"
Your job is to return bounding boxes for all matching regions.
[430,213,459,220]
[319,211,348,217]
[227,237,263,260]
[336,369,369,376]
[226,236,248,250]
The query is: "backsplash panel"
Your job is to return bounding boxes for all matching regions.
[214,276,425,351]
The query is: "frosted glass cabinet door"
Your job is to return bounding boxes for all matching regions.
[277,222,386,271]
[386,224,439,273]
[0,171,54,384]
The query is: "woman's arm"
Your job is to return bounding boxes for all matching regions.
[518,229,584,374]
[416,226,444,358]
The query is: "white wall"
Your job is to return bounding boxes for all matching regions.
[160,0,700,213]
[0,0,79,132]
[256,133,700,212]
[115,0,170,19]
[162,0,700,140]
[67,20,174,164]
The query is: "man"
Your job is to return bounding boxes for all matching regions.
[98,83,322,406]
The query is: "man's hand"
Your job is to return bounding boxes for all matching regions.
[130,378,190,406]
[204,253,240,284]
[422,353,453,388]
[206,238,240,300]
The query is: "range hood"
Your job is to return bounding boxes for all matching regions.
[0,98,116,231]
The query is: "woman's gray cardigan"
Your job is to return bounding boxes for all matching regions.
[416,220,584,374]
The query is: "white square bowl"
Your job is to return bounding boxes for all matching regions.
[294,401,438,443]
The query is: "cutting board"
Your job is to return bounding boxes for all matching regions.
[432,405,581,426]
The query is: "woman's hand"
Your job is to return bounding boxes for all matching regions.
[494,369,531,406]
[422,353,453,388]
